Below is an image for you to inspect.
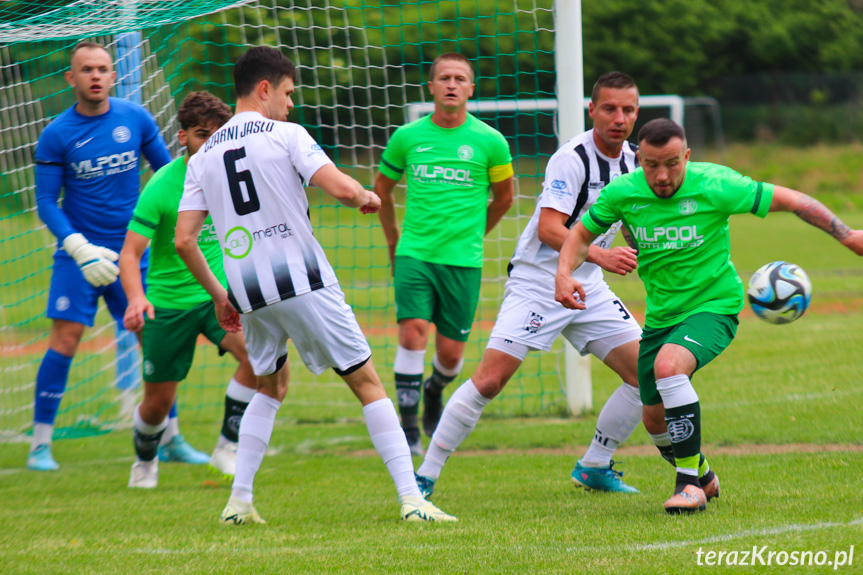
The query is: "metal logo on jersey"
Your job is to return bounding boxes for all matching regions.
[678,199,698,216]
[457,144,474,160]
[668,417,695,443]
[112,125,131,143]
[523,311,545,334]
[224,226,253,259]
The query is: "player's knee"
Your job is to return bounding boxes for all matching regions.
[48,322,85,356]
[470,373,504,399]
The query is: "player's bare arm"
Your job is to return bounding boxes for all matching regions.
[554,222,598,310]
[118,230,154,331]
[310,163,378,211]
[770,185,863,255]
[373,171,401,269]
[538,208,636,276]
[175,210,242,333]
[485,176,514,235]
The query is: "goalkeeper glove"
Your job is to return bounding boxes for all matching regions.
[62,232,120,287]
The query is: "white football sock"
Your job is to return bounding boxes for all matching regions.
[232,393,280,503]
[363,398,419,498]
[417,379,490,481]
[32,423,53,448]
[159,416,180,446]
[226,377,257,402]
[133,404,168,435]
[581,383,642,467]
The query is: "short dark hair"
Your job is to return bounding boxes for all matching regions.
[429,52,474,82]
[234,46,298,98]
[591,71,638,103]
[70,41,110,64]
[637,118,687,147]
[177,91,232,130]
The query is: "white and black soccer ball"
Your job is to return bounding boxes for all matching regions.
[747,261,812,324]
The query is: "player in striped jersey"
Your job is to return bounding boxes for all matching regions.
[175,46,456,524]
[416,72,660,498]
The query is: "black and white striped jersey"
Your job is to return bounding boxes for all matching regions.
[180,111,338,313]
[508,129,638,292]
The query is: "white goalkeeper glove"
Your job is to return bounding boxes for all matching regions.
[62,233,120,287]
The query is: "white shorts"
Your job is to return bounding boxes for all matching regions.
[241,284,371,376]
[487,279,641,362]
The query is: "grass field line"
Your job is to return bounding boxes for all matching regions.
[574,516,863,554]
[111,517,863,558]
[708,387,863,410]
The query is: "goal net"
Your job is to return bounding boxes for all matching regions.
[0,0,568,442]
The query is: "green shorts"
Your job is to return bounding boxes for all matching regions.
[637,312,738,405]
[141,300,227,383]
[393,255,481,342]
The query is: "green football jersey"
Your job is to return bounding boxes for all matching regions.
[379,113,513,268]
[582,162,774,328]
[128,156,225,309]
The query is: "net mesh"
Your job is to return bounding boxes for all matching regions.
[0,0,567,442]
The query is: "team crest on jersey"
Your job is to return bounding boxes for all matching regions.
[523,311,545,334]
[457,144,474,160]
[112,126,131,143]
[678,199,698,216]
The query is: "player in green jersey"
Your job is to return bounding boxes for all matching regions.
[119,92,257,488]
[555,118,863,514]
[374,53,514,455]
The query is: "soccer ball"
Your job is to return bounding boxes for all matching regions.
[747,261,812,324]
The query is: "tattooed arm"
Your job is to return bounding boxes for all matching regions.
[769,186,863,255]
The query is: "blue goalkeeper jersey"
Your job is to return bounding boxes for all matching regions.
[35,97,172,251]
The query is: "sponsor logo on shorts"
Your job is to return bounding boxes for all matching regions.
[143,360,155,376]
[55,296,71,312]
[683,334,703,347]
[668,417,695,443]
[523,311,544,334]
[551,180,567,190]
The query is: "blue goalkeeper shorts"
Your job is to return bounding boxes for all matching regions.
[46,249,148,327]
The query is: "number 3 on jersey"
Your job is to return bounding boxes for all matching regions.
[224,147,260,215]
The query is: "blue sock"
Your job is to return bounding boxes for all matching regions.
[115,324,140,392]
[34,349,74,425]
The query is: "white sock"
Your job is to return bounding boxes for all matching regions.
[432,354,463,378]
[650,431,672,447]
[362,398,419,498]
[226,377,257,402]
[417,379,491,481]
[160,416,180,446]
[232,393,280,503]
[32,423,53,449]
[581,383,642,467]
[656,374,698,409]
[133,404,168,435]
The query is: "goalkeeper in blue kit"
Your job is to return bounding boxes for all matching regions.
[27,41,205,470]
